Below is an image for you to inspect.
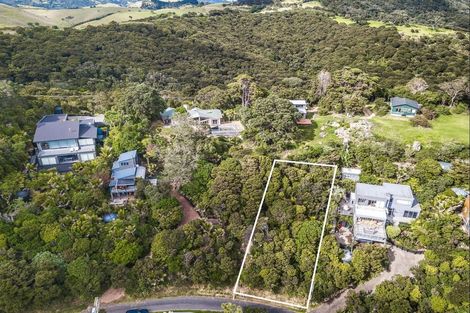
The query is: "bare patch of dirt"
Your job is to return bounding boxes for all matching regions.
[101,288,125,304]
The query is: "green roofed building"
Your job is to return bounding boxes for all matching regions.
[390,97,420,117]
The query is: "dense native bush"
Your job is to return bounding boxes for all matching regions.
[319,0,470,31]
[0,11,467,95]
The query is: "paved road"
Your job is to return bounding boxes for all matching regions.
[311,246,424,313]
[102,296,294,313]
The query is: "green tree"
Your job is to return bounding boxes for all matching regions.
[242,95,299,150]
[109,240,142,266]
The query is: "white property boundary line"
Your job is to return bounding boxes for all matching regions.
[232,159,338,311]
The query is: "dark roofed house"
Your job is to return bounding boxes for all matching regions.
[33,114,102,172]
[109,150,146,204]
[390,97,420,117]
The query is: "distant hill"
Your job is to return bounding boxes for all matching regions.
[0,1,129,8]
[0,0,204,9]
[318,0,469,31]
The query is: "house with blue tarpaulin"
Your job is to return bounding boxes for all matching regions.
[109,150,146,204]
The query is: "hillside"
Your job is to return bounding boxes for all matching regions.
[318,0,470,31]
[0,10,467,94]
[0,3,126,28]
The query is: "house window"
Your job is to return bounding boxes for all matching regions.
[40,157,56,166]
[120,162,129,166]
[80,153,95,161]
[58,154,78,163]
[78,138,94,146]
[403,211,418,218]
[46,139,78,149]
[212,119,218,125]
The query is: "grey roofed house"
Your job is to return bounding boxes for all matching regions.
[33,115,98,143]
[109,150,146,204]
[187,108,223,120]
[289,99,308,117]
[33,114,100,172]
[390,97,420,110]
[352,182,421,243]
[187,107,223,129]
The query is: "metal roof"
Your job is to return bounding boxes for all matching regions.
[34,119,80,142]
[342,167,362,175]
[390,97,420,109]
[188,108,222,120]
[289,99,308,105]
[34,114,98,142]
[356,182,414,199]
[117,150,137,162]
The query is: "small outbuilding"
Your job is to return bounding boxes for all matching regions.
[390,97,420,117]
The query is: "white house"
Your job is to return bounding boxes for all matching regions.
[187,107,223,128]
[351,182,421,243]
[289,99,308,118]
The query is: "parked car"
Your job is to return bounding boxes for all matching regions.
[126,309,150,313]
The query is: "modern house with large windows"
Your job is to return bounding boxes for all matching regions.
[351,182,421,243]
[33,114,103,172]
[109,150,146,204]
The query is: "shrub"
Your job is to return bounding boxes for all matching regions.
[410,115,431,128]
[386,225,401,239]
[450,103,468,114]
[435,106,450,115]
[421,107,436,120]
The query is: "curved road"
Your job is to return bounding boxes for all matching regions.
[102,296,294,313]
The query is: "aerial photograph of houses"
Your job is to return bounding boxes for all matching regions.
[0,1,468,313]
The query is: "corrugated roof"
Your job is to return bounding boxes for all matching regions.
[356,182,414,199]
[112,167,137,180]
[117,150,137,162]
[342,168,362,175]
[289,100,308,105]
[390,97,420,109]
[188,108,222,120]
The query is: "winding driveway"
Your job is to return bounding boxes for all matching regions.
[102,296,293,313]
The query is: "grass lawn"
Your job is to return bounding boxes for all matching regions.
[371,114,469,145]
[366,19,456,38]
[332,16,355,25]
[296,114,343,146]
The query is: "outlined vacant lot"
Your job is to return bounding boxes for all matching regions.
[233,160,337,310]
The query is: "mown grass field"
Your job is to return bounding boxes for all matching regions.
[332,15,457,38]
[371,114,469,145]
[297,114,469,147]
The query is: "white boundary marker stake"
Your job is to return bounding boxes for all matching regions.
[232,159,338,311]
